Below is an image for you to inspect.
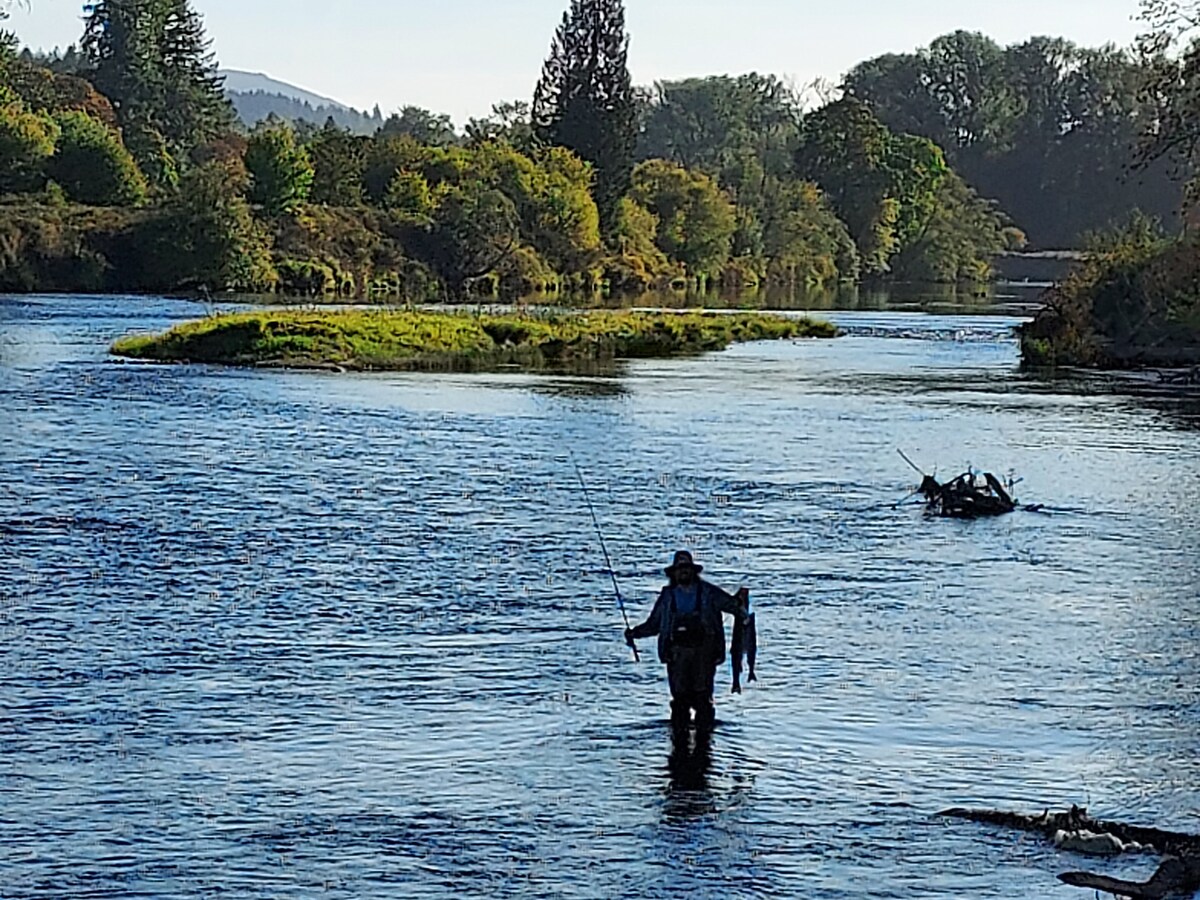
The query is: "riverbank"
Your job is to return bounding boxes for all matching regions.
[1019,231,1200,369]
[110,308,837,371]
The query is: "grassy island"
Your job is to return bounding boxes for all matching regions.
[110,308,837,371]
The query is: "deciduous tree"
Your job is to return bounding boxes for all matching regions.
[245,124,314,215]
[629,159,736,277]
[0,91,58,193]
[377,106,457,146]
[307,121,368,206]
[47,110,147,205]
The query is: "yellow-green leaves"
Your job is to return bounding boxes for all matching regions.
[111,308,837,371]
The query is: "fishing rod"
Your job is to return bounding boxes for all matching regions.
[572,459,639,663]
[897,448,926,476]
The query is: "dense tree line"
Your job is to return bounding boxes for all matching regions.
[635,74,1022,283]
[1021,2,1200,368]
[842,30,1185,248]
[1,0,1046,299]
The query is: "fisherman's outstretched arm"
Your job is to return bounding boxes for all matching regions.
[709,582,750,619]
[628,591,667,640]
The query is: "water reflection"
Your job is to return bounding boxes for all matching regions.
[529,376,630,400]
[663,726,716,822]
[584,281,1048,314]
[1020,367,1200,432]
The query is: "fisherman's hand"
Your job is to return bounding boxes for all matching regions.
[734,587,750,619]
[624,628,636,648]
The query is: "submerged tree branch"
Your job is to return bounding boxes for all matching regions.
[938,806,1200,898]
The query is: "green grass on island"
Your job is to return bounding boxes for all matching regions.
[110,308,838,372]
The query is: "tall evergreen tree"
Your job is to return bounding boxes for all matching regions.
[82,0,232,177]
[158,0,232,148]
[532,0,635,239]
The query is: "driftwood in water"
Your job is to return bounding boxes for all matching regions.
[1159,366,1200,386]
[938,806,1200,898]
[919,471,1017,518]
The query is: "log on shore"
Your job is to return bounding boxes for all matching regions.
[937,806,1200,898]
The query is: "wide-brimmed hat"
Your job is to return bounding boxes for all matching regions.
[665,550,702,578]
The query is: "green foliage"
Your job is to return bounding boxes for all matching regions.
[892,173,1024,282]
[383,170,434,221]
[1020,214,1200,367]
[629,159,736,278]
[795,98,905,274]
[127,161,276,291]
[121,115,179,188]
[0,96,59,193]
[362,135,428,204]
[0,198,138,291]
[245,124,314,215]
[529,146,602,267]
[605,195,675,292]
[495,244,559,295]
[923,31,1018,149]
[377,106,457,146]
[464,101,535,150]
[111,307,837,370]
[634,75,866,287]
[845,31,1182,247]
[356,137,603,292]
[887,134,950,250]
[408,185,520,296]
[276,257,337,295]
[82,0,234,180]
[532,0,637,238]
[274,205,402,298]
[474,140,601,272]
[47,110,147,206]
[2,32,24,88]
[307,122,367,206]
[793,98,1009,280]
[637,74,800,189]
[1135,3,1200,187]
[795,99,889,273]
[3,54,119,126]
[758,179,860,287]
[0,14,1040,297]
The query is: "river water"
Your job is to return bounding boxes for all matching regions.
[1,293,1198,899]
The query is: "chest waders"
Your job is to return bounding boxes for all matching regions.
[666,585,716,730]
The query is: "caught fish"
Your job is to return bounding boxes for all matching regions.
[745,613,757,683]
[730,597,757,694]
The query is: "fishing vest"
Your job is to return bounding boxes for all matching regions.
[668,585,707,649]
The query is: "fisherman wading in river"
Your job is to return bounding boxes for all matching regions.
[626,551,750,731]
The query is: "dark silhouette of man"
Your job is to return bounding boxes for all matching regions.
[626,550,748,730]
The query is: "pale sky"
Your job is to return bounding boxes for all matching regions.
[6,0,1144,124]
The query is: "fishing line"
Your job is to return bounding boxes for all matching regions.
[526,391,640,662]
[572,454,639,662]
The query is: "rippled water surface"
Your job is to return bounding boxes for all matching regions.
[2,294,1199,899]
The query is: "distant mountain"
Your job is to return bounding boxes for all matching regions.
[219,70,383,135]
[219,69,348,110]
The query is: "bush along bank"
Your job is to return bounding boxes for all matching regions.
[1020,221,1200,369]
